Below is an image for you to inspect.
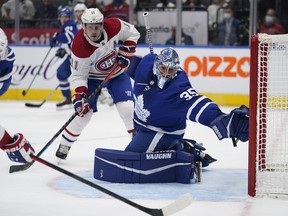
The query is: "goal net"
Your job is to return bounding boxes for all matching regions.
[249,33,288,197]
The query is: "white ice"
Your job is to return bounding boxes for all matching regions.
[0,101,288,216]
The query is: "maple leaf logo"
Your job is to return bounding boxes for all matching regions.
[135,94,150,122]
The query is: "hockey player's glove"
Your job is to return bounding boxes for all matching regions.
[210,105,249,146]
[49,32,59,47]
[1,133,35,163]
[117,42,136,69]
[55,48,66,58]
[72,86,91,117]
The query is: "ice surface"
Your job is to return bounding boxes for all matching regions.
[1,101,288,216]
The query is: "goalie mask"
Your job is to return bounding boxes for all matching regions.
[0,28,8,60]
[153,48,180,89]
[81,8,104,43]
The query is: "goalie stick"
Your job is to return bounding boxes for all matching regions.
[31,154,192,216]
[25,85,59,108]
[22,47,53,96]
[9,66,120,174]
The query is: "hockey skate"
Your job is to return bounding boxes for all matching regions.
[56,144,71,160]
[56,96,72,108]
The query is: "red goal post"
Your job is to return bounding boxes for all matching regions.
[249,33,288,197]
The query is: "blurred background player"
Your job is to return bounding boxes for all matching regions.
[0,28,15,96]
[0,125,35,163]
[55,8,140,160]
[73,3,87,30]
[49,7,78,108]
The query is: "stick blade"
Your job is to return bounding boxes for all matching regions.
[25,102,43,108]
[22,90,26,96]
[9,163,32,173]
[161,193,192,216]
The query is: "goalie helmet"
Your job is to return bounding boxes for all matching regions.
[153,47,180,89]
[81,8,103,24]
[0,28,8,60]
[58,7,72,18]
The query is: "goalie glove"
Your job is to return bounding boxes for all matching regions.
[117,42,136,69]
[72,86,91,117]
[210,105,249,146]
[1,133,35,163]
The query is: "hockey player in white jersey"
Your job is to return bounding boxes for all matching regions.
[125,47,249,153]
[55,8,140,160]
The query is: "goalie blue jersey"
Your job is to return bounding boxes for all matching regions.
[129,53,223,139]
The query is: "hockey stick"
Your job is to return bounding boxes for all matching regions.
[31,154,192,216]
[25,85,59,108]
[143,12,154,54]
[9,66,120,174]
[22,47,53,97]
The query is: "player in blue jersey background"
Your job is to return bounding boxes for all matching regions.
[126,47,249,155]
[0,28,15,96]
[49,7,78,108]
[0,28,35,163]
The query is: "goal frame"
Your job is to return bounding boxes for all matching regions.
[248,34,258,197]
[248,33,288,197]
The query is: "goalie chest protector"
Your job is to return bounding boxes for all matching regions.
[94,148,194,184]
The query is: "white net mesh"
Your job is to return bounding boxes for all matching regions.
[256,33,288,197]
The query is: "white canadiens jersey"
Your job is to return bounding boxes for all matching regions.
[69,18,140,89]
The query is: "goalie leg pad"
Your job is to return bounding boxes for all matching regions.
[94,148,194,184]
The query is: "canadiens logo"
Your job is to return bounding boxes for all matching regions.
[95,50,117,71]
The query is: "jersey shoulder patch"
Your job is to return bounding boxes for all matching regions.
[103,18,121,40]
[71,30,96,58]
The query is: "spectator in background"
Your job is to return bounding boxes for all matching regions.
[182,0,206,11]
[34,0,58,19]
[259,8,286,35]
[135,0,155,12]
[1,0,35,20]
[73,3,87,30]
[207,0,226,45]
[156,0,175,11]
[165,27,194,45]
[208,0,226,29]
[216,4,240,46]
[102,0,129,22]
[85,0,103,11]
[34,0,58,27]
